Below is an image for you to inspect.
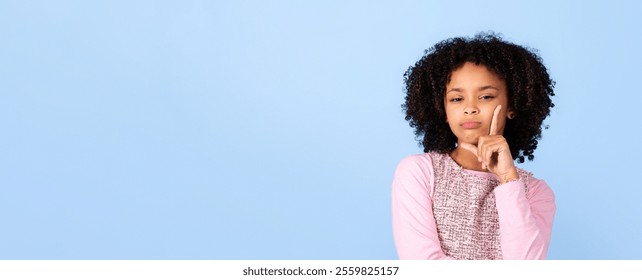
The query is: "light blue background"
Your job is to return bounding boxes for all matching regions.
[1,0,640,259]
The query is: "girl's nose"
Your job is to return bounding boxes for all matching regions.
[464,106,479,115]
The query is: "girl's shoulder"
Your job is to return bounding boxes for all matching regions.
[394,152,445,175]
[393,153,439,197]
[393,152,449,193]
[394,153,434,175]
[515,167,534,186]
[513,166,549,186]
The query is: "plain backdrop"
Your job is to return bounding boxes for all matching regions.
[1,0,641,259]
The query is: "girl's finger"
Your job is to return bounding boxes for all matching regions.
[478,137,486,164]
[489,105,502,136]
[459,143,478,158]
[483,142,495,169]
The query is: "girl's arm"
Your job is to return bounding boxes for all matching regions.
[494,179,556,260]
[391,155,455,260]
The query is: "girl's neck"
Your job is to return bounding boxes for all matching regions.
[450,147,486,172]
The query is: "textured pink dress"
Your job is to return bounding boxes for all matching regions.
[391,152,556,260]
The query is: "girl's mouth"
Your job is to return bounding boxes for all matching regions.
[461,121,482,129]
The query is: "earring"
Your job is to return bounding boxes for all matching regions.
[507,112,516,119]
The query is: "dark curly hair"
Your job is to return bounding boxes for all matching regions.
[403,32,555,163]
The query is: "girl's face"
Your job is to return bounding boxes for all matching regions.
[444,62,513,145]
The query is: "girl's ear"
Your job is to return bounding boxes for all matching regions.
[507,109,516,119]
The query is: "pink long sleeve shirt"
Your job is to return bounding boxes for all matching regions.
[391,153,556,260]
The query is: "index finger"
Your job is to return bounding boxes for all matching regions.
[489,105,502,135]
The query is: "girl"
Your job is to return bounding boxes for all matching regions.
[392,33,556,260]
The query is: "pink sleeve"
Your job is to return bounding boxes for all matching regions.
[391,155,455,260]
[494,178,556,260]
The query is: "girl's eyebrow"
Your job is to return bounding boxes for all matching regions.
[446,85,499,94]
[479,85,500,91]
[446,88,463,94]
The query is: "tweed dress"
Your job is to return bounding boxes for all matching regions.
[429,152,532,260]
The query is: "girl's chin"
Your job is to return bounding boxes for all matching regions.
[457,136,480,146]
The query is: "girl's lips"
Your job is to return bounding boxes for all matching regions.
[461,121,482,129]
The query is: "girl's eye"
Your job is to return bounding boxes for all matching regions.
[450,97,463,102]
[480,95,495,100]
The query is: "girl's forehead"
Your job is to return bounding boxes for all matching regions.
[447,62,505,89]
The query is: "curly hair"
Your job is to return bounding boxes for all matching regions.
[403,32,555,163]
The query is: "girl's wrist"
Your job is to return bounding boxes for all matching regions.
[499,169,520,184]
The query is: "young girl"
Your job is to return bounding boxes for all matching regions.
[392,33,556,260]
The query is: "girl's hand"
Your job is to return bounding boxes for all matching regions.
[460,105,519,184]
